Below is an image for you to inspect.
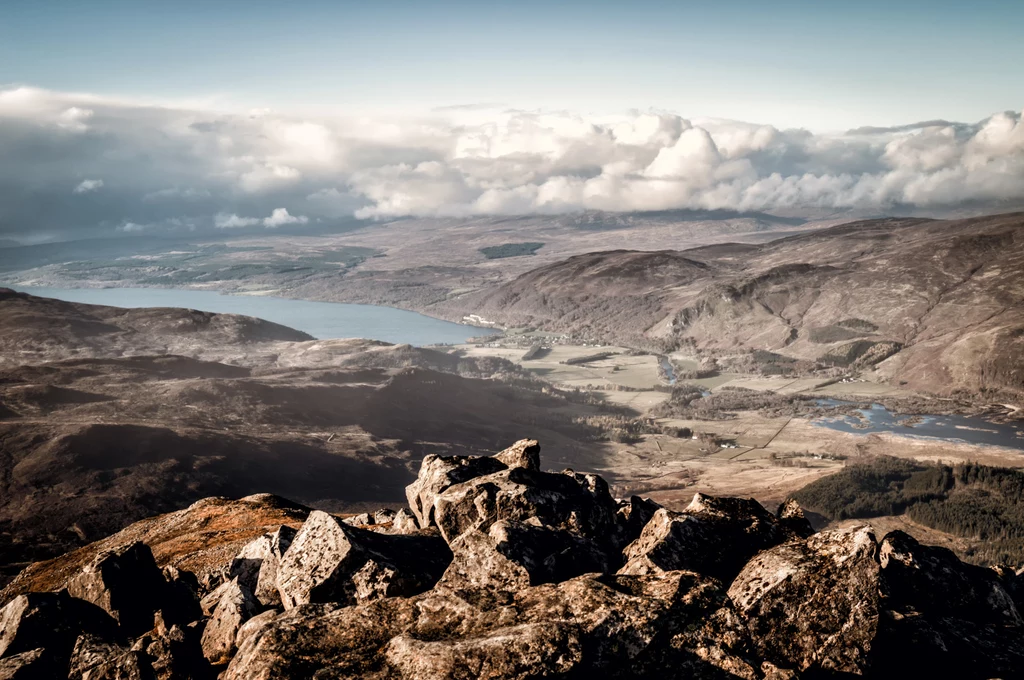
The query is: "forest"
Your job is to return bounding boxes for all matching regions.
[794,456,1024,565]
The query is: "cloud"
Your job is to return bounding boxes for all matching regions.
[73,178,104,194]
[0,86,1022,239]
[263,207,308,227]
[215,208,308,229]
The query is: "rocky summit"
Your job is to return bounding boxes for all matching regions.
[2,439,1024,679]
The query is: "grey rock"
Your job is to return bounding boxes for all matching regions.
[0,648,48,680]
[160,566,202,627]
[200,579,260,666]
[0,592,115,668]
[229,525,296,608]
[493,438,541,471]
[374,508,397,524]
[234,611,278,652]
[275,510,450,609]
[620,494,792,582]
[728,525,880,675]
[873,530,1024,678]
[384,622,581,679]
[67,542,168,637]
[615,495,662,546]
[405,453,507,530]
[439,520,611,593]
[224,570,758,680]
[389,508,420,534]
[776,499,814,538]
[432,466,619,545]
[68,635,149,680]
[342,513,373,527]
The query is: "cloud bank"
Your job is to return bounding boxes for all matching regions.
[0,87,1022,239]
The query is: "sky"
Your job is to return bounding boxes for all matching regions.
[0,0,1022,241]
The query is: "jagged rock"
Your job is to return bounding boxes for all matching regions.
[136,624,211,680]
[229,525,296,608]
[160,566,202,627]
[342,513,373,527]
[0,592,115,669]
[493,438,540,471]
[0,648,48,679]
[432,466,619,545]
[67,542,168,637]
[225,570,758,679]
[405,453,507,529]
[68,635,149,680]
[374,508,397,524]
[615,495,662,546]
[389,508,420,534]
[728,525,880,675]
[776,499,814,538]
[199,580,232,618]
[275,510,451,609]
[619,494,791,582]
[439,520,611,593]
[384,622,581,679]
[873,530,1024,678]
[234,611,278,652]
[200,579,261,666]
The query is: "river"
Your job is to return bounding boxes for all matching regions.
[11,286,499,346]
[814,402,1024,450]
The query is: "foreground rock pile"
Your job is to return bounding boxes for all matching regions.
[3,439,1024,678]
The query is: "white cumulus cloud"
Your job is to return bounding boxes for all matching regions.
[263,208,308,228]
[0,86,1022,239]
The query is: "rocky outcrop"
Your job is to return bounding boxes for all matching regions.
[6,438,1024,679]
[729,525,881,675]
[275,510,451,609]
[66,542,168,637]
[0,592,115,669]
[200,579,260,666]
[0,648,48,679]
[620,493,795,582]
[225,569,759,680]
[228,526,296,608]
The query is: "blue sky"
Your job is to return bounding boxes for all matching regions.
[2,0,1022,130]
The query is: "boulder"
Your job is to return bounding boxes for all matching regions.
[68,635,149,680]
[160,566,202,627]
[776,499,814,538]
[234,611,278,652]
[374,508,398,524]
[439,520,611,593]
[67,542,168,637]
[200,579,261,666]
[405,453,507,529]
[389,508,420,534]
[0,592,115,668]
[615,495,662,546]
[225,570,759,680]
[728,525,881,675]
[228,525,296,608]
[872,530,1024,678]
[432,467,619,545]
[342,513,374,527]
[275,510,451,609]
[493,438,541,471]
[620,494,792,582]
[384,622,581,679]
[0,648,48,679]
[135,623,211,680]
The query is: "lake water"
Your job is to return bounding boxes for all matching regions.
[11,286,499,346]
[814,402,1024,450]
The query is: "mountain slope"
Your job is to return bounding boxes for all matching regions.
[450,213,1024,398]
